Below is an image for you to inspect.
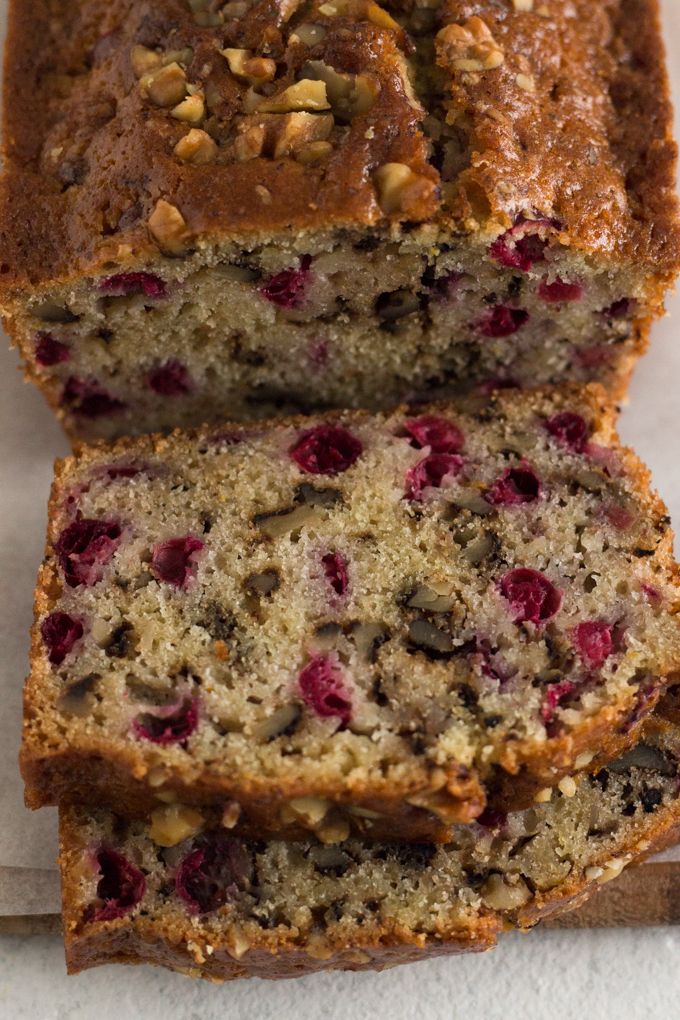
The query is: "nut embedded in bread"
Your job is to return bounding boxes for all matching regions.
[21,386,680,840]
[0,0,678,439]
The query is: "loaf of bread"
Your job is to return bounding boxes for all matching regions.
[22,387,680,841]
[59,718,680,980]
[1,0,678,439]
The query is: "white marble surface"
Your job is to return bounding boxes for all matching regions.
[1,0,680,1014]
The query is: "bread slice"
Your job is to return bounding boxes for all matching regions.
[59,717,680,980]
[0,1,678,439]
[21,386,680,840]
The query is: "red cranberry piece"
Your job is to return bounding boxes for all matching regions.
[603,504,633,530]
[259,255,312,308]
[309,338,330,369]
[61,377,126,419]
[133,697,199,745]
[35,333,70,366]
[485,464,541,506]
[147,359,192,397]
[98,462,149,481]
[573,620,613,669]
[576,346,612,369]
[477,377,520,395]
[98,272,167,298]
[541,679,576,725]
[405,453,464,501]
[488,217,559,271]
[641,583,661,604]
[151,535,204,588]
[499,568,562,625]
[477,306,529,338]
[477,808,507,829]
[322,552,349,598]
[403,415,464,454]
[601,298,632,319]
[622,682,657,734]
[538,278,583,303]
[175,832,252,915]
[543,411,589,453]
[433,271,464,300]
[40,612,84,665]
[93,848,145,922]
[55,517,122,587]
[298,654,352,725]
[289,425,362,475]
[472,639,510,685]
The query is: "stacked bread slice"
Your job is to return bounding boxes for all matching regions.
[21,387,680,978]
[58,715,680,979]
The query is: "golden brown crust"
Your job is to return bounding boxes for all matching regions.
[0,0,677,294]
[437,0,680,270]
[20,384,680,840]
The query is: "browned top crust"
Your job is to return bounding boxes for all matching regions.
[0,0,678,290]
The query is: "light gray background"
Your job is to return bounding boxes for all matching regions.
[1,1,680,1016]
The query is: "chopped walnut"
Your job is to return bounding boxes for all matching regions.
[302,61,379,121]
[374,162,435,216]
[594,856,631,884]
[171,93,205,124]
[365,1,402,34]
[271,112,334,158]
[305,937,335,961]
[257,79,331,114]
[317,0,405,43]
[174,128,218,164]
[131,45,162,78]
[234,123,267,161]
[221,48,276,85]
[295,140,333,164]
[141,62,188,107]
[316,815,351,844]
[131,45,194,79]
[481,873,531,910]
[165,48,195,67]
[226,930,251,960]
[189,0,225,25]
[219,0,244,12]
[290,23,328,45]
[148,199,191,255]
[437,16,505,73]
[557,775,577,797]
[148,804,205,847]
[221,800,242,828]
[285,796,332,826]
[242,87,266,114]
[234,110,333,160]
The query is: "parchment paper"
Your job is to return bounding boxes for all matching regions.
[0,0,678,919]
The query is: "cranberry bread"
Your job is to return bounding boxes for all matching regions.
[59,719,680,980]
[1,1,678,440]
[22,387,680,840]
